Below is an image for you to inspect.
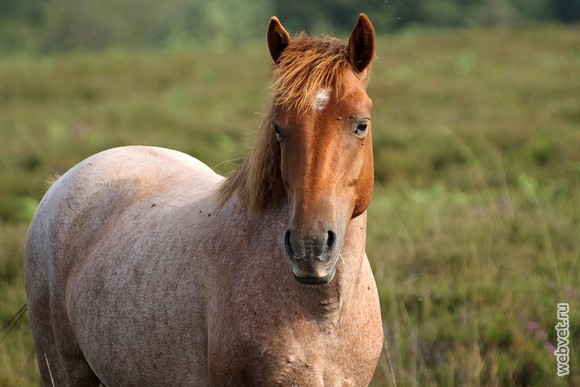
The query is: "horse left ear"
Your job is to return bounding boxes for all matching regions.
[267,16,291,64]
[348,13,375,73]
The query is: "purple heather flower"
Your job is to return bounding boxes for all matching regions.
[527,321,540,331]
[545,342,556,353]
[536,330,548,340]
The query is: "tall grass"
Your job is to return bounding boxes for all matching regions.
[1,25,578,385]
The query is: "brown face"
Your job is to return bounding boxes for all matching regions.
[272,73,374,284]
[268,14,375,284]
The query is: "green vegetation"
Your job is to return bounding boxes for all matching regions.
[1,0,579,54]
[1,25,579,385]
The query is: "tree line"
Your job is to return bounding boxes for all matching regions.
[1,0,578,54]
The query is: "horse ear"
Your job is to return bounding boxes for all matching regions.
[267,16,291,64]
[348,13,375,73]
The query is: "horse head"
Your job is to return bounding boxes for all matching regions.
[267,15,375,284]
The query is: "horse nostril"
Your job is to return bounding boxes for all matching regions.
[284,230,294,258]
[326,230,336,251]
[285,229,336,260]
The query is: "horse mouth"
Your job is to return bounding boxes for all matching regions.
[291,261,337,285]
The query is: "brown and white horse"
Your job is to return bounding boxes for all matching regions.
[25,14,383,386]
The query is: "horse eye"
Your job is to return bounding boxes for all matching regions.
[354,120,369,138]
[273,123,285,142]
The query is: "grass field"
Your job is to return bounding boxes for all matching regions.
[1,25,579,385]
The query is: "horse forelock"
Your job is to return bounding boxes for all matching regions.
[218,33,370,212]
[272,33,366,113]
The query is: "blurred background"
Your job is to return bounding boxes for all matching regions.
[0,0,579,53]
[0,0,578,385]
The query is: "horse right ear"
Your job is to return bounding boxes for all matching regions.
[267,17,291,64]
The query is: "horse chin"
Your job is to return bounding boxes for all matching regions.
[291,263,337,285]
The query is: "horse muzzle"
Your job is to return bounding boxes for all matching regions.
[284,229,339,285]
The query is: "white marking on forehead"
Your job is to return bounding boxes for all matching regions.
[311,87,332,111]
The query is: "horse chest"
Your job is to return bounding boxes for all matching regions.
[209,318,372,386]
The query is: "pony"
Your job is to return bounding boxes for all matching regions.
[24,14,383,386]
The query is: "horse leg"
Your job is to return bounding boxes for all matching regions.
[27,284,101,387]
[26,243,100,387]
[28,290,100,386]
